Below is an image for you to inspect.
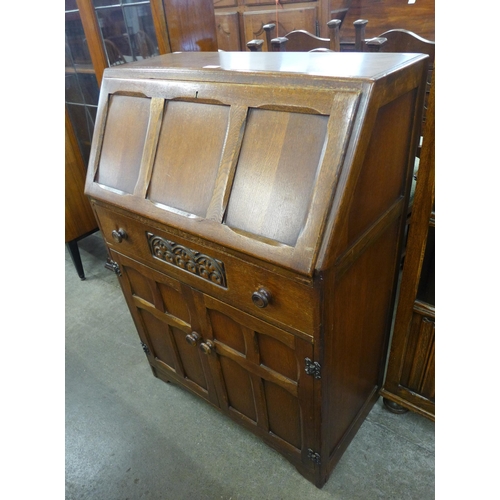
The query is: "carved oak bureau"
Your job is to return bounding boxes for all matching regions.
[85,51,428,488]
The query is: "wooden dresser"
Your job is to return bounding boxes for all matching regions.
[85,51,428,487]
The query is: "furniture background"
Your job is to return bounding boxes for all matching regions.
[380,70,435,421]
[65,108,98,280]
[65,0,218,278]
[214,0,435,52]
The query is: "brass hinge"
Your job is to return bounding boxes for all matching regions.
[305,358,321,379]
[105,258,121,276]
[307,449,321,465]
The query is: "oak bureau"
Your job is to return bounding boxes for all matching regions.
[85,51,428,487]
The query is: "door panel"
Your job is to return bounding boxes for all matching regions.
[198,294,316,459]
[110,250,218,405]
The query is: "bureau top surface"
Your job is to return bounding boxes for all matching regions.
[104,51,426,83]
[87,52,427,277]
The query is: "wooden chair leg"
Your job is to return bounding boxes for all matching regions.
[67,239,86,280]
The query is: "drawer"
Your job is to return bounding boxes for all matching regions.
[93,203,318,339]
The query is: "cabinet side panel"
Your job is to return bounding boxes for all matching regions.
[323,219,400,457]
[346,90,416,246]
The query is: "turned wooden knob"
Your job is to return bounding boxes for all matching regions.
[199,340,215,355]
[111,228,127,243]
[252,288,271,308]
[185,331,201,346]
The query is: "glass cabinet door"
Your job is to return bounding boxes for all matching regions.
[92,0,159,66]
[65,0,160,167]
[65,0,100,166]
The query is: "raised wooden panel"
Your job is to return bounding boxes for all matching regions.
[220,356,257,421]
[225,108,328,246]
[215,12,241,51]
[242,6,317,50]
[124,264,156,305]
[263,380,302,449]
[171,326,209,389]
[95,95,150,194]
[347,90,416,245]
[258,333,297,381]
[148,101,230,217]
[141,311,178,369]
[325,220,400,455]
[157,281,191,324]
[208,309,247,354]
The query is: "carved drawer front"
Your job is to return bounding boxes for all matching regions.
[196,294,317,465]
[94,204,317,339]
[110,250,219,406]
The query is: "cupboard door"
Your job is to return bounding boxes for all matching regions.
[195,294,316,465]
[110,250,219,406]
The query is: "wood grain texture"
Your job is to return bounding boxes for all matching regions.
[148,100,230,217]
[96,95,151,194]
[87,52,428,487]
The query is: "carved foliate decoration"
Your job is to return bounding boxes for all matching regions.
[147,232,227,288]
